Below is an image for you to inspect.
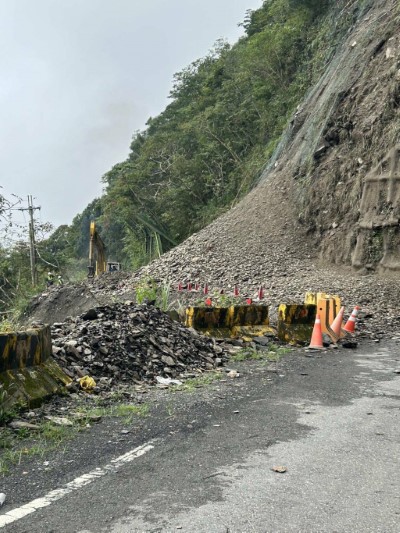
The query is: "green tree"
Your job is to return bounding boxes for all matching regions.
[44,0,339,273]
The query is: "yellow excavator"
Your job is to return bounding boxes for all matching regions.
[88,221,106,277]
[88,221,121,277]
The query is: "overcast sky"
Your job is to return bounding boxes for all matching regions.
[0,0,262,232]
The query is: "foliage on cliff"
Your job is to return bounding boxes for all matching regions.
[98,0,333,268]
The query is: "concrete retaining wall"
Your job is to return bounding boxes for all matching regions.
[0,326,52,373]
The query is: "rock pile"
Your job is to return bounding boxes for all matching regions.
[51,302,227,390]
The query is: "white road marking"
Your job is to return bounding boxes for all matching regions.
[0,441,155,529]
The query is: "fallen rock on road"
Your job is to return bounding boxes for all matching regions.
[50,302,228,391]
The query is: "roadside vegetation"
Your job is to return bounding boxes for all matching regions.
[169,372,223,392]
[0,421,79,477]
[0,399,149,477]
[0,389,17,426]
[230,344,291,363]
[80,402,150,424]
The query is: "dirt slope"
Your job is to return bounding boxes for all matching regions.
[26,0,400,337]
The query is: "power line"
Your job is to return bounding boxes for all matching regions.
[17,196,41,286]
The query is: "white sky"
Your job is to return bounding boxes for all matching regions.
[0,0,262,231]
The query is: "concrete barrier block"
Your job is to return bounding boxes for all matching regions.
[278,304,317,345]
[186,306,230,331]
[185,305,275,338]
[0,326,71,408]
[305,292,341,310]
[0,359,71,408]
[0,326,52,373]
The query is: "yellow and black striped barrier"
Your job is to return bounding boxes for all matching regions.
[0,326,52,373]
[185,305,276,340]
[185,292,350,345]
[305,292,343,342]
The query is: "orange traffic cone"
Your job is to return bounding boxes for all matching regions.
[309,314,324,349]
[330,306,344,337]
[343,306,360,333]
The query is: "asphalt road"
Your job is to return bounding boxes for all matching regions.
[1,340,400,533]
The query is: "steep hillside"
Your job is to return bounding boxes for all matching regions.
[26,0,400,336]
[286,0,400,272]
[135,0,399,278]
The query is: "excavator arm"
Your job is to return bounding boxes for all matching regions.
[88,221,107,277]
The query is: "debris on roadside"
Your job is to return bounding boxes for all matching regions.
[272,466,287,473]
[51,302,229,392]
[8,420,40,431]
[79,376,96,392]
[156,376,183,386]
[44,416,74,426]
[342,340,358,349]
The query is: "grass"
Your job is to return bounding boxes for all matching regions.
[77,402,149,425]
[134,277,174,312]
[0,317,17,333]
[135,278,158,305]
[165,401,175,417]
[110,403,149,423]
[0,401,150,476]
[230,343,290,363]
[230,348,264,362]
[0,428,14,451]
[0,389,20,425]
[170,372,222,392]
[0,421,78,476]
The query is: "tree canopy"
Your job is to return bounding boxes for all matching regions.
[97,0,333,267]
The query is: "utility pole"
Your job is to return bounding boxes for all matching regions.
[18,196,41,286]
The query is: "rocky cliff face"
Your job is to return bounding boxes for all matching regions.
[281,0,400,273]
[352,146,400,273]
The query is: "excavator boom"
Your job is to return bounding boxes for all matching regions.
[88,221,107,277]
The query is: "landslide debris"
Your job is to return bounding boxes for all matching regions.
[50,302,227,391]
